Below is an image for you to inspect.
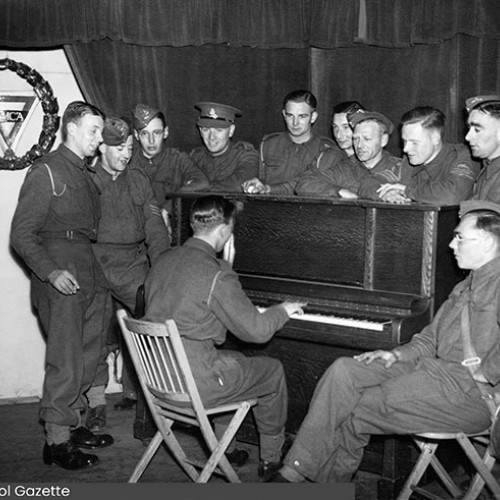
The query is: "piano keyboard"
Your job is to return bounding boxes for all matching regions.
[256,306,388,332]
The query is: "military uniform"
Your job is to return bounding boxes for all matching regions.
[365,143,479,204]
[190,140,259,192]
[145,237,289,459]
[471,156,500,204]
[10,144,108,432]
[283,251,500,483]
[129,146,208,206]
[259,132,336,194]
[295,149,360,196]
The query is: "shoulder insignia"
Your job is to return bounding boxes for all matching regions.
[451,163,475,179]
[236,140,257,151]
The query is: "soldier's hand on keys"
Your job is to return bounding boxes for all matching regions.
[280,301,308,317]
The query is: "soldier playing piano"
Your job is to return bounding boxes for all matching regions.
[143,195,306,478]
[267,199,500,483]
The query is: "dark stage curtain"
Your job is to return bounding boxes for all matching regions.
[1,0,310,49]
[65,41,310,151]
[2,0,500,49]
[309,0,500,48]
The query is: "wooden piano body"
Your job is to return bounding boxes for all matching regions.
[169,194,463,497]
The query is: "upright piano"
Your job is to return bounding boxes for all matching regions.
[169,194,464,497]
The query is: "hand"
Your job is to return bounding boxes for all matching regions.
[242,178,269,194]
[354,349,400,368]
[338,188,358,199]
[376,183,405,198]
[47,269,80,295]
[380,190,411,204]
[280,301,307,317]
[223,234,235,266]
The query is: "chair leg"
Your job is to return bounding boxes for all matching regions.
[197,403,252,483]
[457,436,500,500]
[129,431,163,482]
[398,440,439,500]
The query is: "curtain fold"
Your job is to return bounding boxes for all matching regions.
[2,0,500,49]
[65,40,310,150]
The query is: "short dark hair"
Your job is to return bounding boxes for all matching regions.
[283,90,317,110]
[471,102,500,120]
[62,101,104,142]
[190,196,237,233]
[332,101,364,116]
[401,106,445,138]
[465,209,500,243]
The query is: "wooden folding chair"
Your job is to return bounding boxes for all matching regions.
[116,308,257,483]
[397,429,500,500]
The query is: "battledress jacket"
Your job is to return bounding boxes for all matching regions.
[144,237,289,394]
[259,131,336,194]
[190,140,258,192]
[396,256,500,395]
[471,156,500,205]
[129,147,209,207]
[91,162,170,265]
[10,144,100,280]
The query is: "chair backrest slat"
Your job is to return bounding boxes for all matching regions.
[121,313,188,398]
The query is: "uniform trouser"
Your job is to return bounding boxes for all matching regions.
[32,240,108,435]
[92,244,148,397]
[284,356,492,483]
[195,351,288,460]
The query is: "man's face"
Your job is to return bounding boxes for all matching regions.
[402,122,440,166]
[282,101,317,142]
[352,120,387,168]
[449,215,490,270]
[135,117,168,158]
[466,110,500,160]
[68,114,104,159]
[332,112,354,153]
[199,125,234,156]
[100,135,133,175]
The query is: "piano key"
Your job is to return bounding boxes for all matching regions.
[256,306,389,332]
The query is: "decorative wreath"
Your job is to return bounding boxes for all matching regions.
[0,58,60,170]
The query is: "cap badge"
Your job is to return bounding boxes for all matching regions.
[208,108,218,119]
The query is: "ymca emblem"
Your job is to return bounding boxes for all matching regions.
[0,94,37,156]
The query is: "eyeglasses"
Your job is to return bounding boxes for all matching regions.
[452,233,482,244]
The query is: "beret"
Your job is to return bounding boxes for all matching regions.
[102,117,130,146]
[133,103,161,130]
[465,95,500,113]
[194,102,242,129]
[347,110,394,135]
[459,200,500,217]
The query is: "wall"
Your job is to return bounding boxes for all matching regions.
[0,48,84,401]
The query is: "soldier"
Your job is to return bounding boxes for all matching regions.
[190,102,258,191]
[129,103,209,207]
[376,106,479,204]
[242,90,335,195]
[296,110,402,199]
[294,101,364,195]
[86,117,170,431]
[10,101,113,470]
[465,95,500,204]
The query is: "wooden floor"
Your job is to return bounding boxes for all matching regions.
[0,393,497,499]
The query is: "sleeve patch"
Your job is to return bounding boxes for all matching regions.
[451,163,474,179]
